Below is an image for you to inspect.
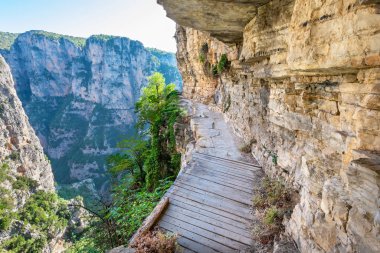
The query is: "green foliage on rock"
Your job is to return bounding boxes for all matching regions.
[110,176,173,240]
[0,32,19,49]
[212,64,218,77]
[12,176,38,191]
[90,34,118,41]
[264,207,279,225]
[0,187,14,231]
[8,152,20,161]
[0,188,70,253]
[32,30,86,47]
[217,54,228,74]
[1,235,48,253]
[0,163,11,183]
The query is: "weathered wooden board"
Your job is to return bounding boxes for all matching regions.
[156,153,261,252]
[194,152,261,168]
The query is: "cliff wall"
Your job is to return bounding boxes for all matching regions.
[160,0,380,252]
[0,55,56,247]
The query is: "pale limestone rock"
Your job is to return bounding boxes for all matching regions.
[161,0,380,252]
[0,55,54,190]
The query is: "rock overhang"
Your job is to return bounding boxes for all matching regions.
[158,0,270,43]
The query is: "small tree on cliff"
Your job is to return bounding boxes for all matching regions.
[135,72,182,190]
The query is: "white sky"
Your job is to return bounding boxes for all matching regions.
[0,0,177,52]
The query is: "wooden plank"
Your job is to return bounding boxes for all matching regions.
[168,204,251,237]
[163,212,252,246]
[165,206,253,245]
[160,215,249,250]
[129,197,169,246]
[173,183,251,213]
[170,186,251,219]
[186,166,254,189]
[177,173,253,201]
[178,247,197,253]
[168,198,249,229]
[169,194,249,224]
[159,220,236,253]
[175,175,252,205]
[184,169,253,193]
[194,157,259,176]
[162,224,219,253]
[194,159,256,179]
[194,152,261,168]
[193,163,255,183]
[193,155,261,173]
[177,238,214,253]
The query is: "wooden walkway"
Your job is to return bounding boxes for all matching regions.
[158,152,262,253]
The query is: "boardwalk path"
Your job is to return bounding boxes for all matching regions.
[157,102,263,253]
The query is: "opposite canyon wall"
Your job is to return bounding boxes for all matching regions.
[160,0,380,252]
[0,31,182,192]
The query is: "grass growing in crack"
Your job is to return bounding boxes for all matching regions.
[264,207,279,225]
[251,176,296,245]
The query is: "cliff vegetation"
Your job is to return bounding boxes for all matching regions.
[67,72,182,252]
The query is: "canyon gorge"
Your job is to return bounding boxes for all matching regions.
[0,31,181,194]
[0,0,379,252]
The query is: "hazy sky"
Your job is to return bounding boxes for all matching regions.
[0,0,177,52]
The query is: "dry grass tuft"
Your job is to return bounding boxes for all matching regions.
[131,230,177,253]
[251,177,296,245]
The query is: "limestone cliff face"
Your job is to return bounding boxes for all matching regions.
[0,31,182,191]
[0,55,54,190]
[161,0,380,252]
[0,55,55,240]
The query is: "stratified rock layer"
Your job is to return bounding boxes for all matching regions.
[161,0,380,252]
[0,31,182,190]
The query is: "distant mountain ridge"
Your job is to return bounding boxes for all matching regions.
[0,30,182,194]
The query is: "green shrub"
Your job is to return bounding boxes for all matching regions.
[1,235,47,253]
[217,54,228,74]
[264,207,279,225]
[0,163,11,183]
[20,190,69,235]
[212,64,218,77]
[1,191,70,252]
[271,153,278,165]
[8,152,20,161]
[199,54,206,63]
[0,187,14,231]
[0,32,19,50]
[12,176,38,191]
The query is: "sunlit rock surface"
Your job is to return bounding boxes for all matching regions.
[161,0,380,252]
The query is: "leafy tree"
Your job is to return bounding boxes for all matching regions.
[107,138,149,184]
[67,72,183,251]
[135,72,182,189]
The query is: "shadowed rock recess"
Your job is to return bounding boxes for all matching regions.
[159,0,380,252]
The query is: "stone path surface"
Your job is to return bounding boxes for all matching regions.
[157,102,263,253]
